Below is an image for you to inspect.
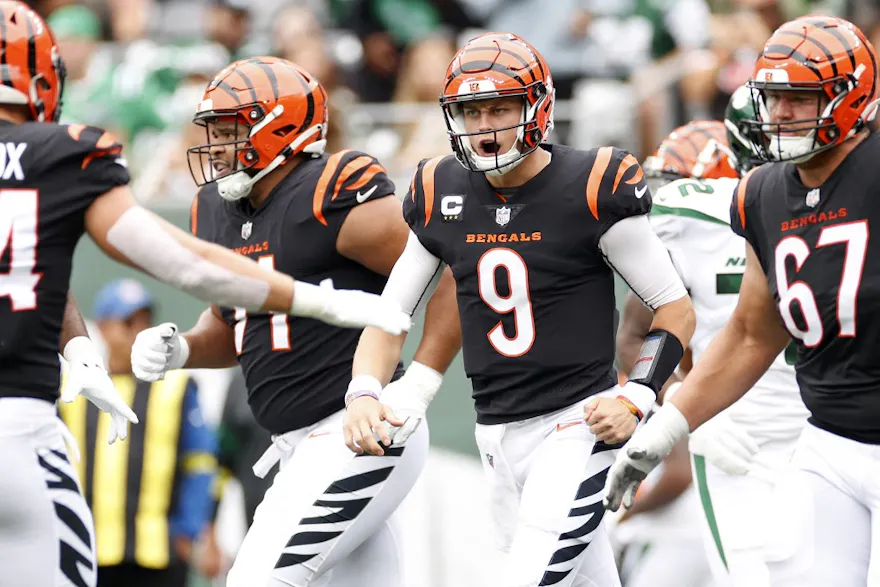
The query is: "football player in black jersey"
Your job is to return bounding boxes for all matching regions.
[0,3,409,586]
[344,32,695,587]
[604,15,880,587]
[128,56,460,587]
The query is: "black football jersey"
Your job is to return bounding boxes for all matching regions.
[404,144,652,424]
[192,149,402,435]
[0,121,129,402]
[731,132,880,444]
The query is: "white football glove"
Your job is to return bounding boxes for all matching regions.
[61,337,139,444]
[291,279,411,335]
[603,402,690,512]
[131,323,189,382]
[380,362,442,446]
[689,411,759,476]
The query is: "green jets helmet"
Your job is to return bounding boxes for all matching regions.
[725,85,761,175]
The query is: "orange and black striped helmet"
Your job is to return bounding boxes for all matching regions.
[189,56,328,201]
[440,32,554,175]
[0,1,65,122]
[643,120,738,185]
[746,15,878,163]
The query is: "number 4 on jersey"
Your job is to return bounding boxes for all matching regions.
[234,255,290,353]
[0,189,41,311]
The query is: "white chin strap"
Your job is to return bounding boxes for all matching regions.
[217,106,326,202]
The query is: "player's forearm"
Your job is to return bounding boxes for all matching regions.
[649,296,695,350]
[181,308,238,369]
[411,270,461,374]
[59,291,89,351]
[352,327,406,386]
[670,319,780,430]
[616,291,656,373]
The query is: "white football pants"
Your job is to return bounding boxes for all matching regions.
[764,423,880,587]
[225,409,428,587]
[0,397,96,587]
[474,391,623,587]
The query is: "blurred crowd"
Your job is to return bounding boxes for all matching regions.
[24,0,880,207]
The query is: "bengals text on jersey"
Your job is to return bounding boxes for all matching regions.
[731,131,880,444]
[403,143,652,424]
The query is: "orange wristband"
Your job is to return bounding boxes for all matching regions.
[616,395,643,420]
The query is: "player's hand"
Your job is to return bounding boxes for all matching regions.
[131,323,189,382]
[584,396,638,444]
[62,337,139,444]
[603,403,689,512]
[379,364,441,447]
[689,411,759,476]
[308,279,411,335]
[343,396,404,456]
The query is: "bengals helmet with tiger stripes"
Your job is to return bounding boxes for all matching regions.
[745,15,878,163]
[189,56,328,201]
[440,32,554,176]
[0,1,65,122]
[643,120,739,187]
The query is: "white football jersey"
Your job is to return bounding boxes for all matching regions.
[650,177,808,443]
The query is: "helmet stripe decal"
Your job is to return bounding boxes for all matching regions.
[284,63,315,132]
[233,68,258,104]
[214,79,241,105]
[449,61,526,86]
[250,59,279,101]
[765,44,824,79]
[24,11,35,82]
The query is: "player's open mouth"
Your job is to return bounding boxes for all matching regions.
[211,159,231,175]
[478,139,501,156]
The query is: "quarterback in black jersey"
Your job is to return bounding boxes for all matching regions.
[605,15,880,587]
[344,32,694,587]
[0,3,409,587]
[129,57,459,587]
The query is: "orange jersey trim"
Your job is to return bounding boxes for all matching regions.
[312,150,350,226]
[189,195,199,235]
[735,168,757,230]
[586,147,614,220]
[347,163,386,191]
[420,157,443,227]
[331,156,373,201]
[612,153,643,193]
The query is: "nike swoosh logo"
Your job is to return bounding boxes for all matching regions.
[308,431,333,439]
[356,185,378,203]
[556,420,585,432]
[634,185,648,199]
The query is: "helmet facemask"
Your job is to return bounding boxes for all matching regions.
[746,65,868,164]
[441,80,553,177]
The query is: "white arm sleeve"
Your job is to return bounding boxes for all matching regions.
[382,231,446,317]
[105,207,271,311]
[599,215,688,310]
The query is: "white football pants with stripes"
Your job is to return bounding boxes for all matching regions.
[690,436,798,587]
[474,391,622,587]
[0,397,97,587]
[764,423,880,587]
[226,409,429,587]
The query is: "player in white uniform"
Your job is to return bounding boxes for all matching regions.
[617,89,809,587]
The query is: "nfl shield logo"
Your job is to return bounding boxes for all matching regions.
[241,221,253,240]
[806,188,820,208]
[495,206,511,227]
